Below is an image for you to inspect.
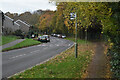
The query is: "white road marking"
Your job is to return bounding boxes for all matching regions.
[9,54,26,59]
[44,47,48,49]
[37,45,45,47]
[55,44,59,46]
[30,47,48,54]
[30,50,40,54]
[68,44,71,46]
[50,45,53,47]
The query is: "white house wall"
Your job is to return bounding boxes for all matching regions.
[16,20,30,33]
[3,15,20,32]
[0,11,2,35]
[14,22,20,31]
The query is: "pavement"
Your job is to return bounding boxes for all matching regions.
[2,37,74,78]
[87,42,109,78]
[1,39,25,49]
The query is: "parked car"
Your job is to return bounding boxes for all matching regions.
[53,34,57,37]
[62,35,66,38]
[38,36,41,41]
[31,34,35,38]
[57,34,62,38]
[51,34,54,36]
[38,36,47,42]
[43,35,50,42]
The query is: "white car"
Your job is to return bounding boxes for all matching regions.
[57,34,60,37]
[53,34,57,37]
[62,35,66,38]
[43,35,50,42]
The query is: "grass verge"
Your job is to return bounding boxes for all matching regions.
[2,39,41,52]
[11,40,94,78]
[65,37,90,44]
[0,35,19,46]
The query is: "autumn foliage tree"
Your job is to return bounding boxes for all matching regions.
[52,2,120,77]
[37,11,55,34]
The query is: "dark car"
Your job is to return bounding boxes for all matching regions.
[51,34,54,36]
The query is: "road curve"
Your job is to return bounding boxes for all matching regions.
[2,37,74,78]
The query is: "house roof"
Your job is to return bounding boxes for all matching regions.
[15,19,30,27]
[4,15,20,27]
[14,22,20,26]
[4,15,14,21]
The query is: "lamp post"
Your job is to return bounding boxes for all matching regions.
[70,12,77,58]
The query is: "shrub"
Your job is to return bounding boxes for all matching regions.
[13,29,25,39]
[14,29,22,36]
[107,35,120,78]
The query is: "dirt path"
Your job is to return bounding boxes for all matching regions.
[86,42,110,78]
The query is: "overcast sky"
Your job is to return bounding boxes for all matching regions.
[0,0,57,14]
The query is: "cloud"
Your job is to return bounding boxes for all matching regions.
[0,0,56,13]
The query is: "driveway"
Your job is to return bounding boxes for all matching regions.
[2,37,74,78]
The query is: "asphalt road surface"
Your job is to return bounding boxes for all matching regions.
[2,37,74,78]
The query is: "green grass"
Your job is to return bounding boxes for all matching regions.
[65,37,90,44]
[0,35,19,46]
[11,42,93,78]
[2,39,41,51]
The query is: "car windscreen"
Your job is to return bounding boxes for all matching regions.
[41,36,46,39]
[39,36,42,38]
[43,36,49,38]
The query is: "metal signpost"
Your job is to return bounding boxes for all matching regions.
[70,12,77,58]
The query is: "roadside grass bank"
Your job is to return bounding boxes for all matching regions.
[65,37,90,44]
[2,39,41,52]
[11,40,95,78]
[0,35,19,46]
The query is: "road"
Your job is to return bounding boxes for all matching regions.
[2,37,74,78]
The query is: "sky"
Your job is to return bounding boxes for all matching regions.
[0,0,57,14]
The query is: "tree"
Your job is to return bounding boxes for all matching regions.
[37,11,55,34]
[53,2,120,77]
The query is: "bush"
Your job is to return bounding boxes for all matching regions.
[107,35,120,78]
[14,29,22,36]
[107,45,120,78]
[2,27,13,35]
[13,30,25,39]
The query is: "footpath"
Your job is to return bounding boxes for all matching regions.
[86,42,111,78]
[1,39,25,49]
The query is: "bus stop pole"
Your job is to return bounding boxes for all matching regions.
[75,13,77,58]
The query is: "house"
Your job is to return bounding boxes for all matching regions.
[2,15,20,34]
[0,10,3,35]
[15,19,30,33]
[0,10,30,35]
[0,10,20,35]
